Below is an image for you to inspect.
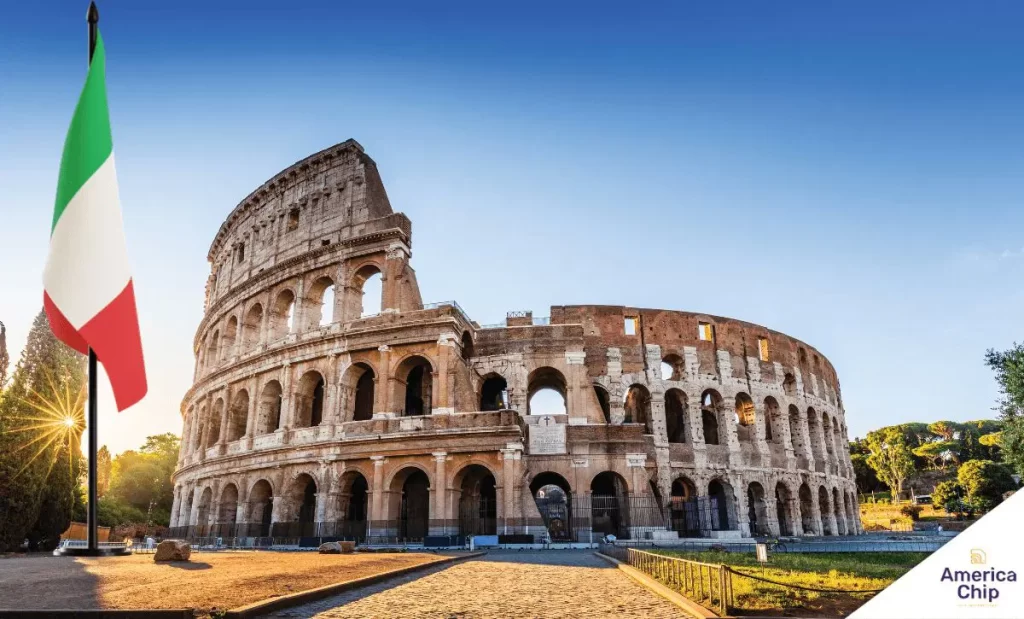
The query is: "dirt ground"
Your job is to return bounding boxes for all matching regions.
[0,550,446,616]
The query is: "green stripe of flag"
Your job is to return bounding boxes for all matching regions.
[52,31,112,232]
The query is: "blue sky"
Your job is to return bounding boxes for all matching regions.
[2,2,1023,453]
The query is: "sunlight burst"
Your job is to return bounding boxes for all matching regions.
[4,369,86,479]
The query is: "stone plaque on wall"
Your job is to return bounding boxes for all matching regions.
[527,415,567,455]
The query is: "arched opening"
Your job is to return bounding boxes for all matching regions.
[479,374,508,412]
[196,487,213,528]
[392,468,430,541]
[822,413,835,459]
[783,373,797,396]
[669,476,698,535]
[833,487,846,535]
[270,289,296,340]
[337,471,368,540]
[227,389,249,442]
[708,479,735,530]
[775,483,794,536]
[249,480,274,537]
[593,385,611,423]
[286,474,318,536]
[665,389,688,443]
[217,484,239,536]
[530,472,573,542]
[747,482,769,536]
[661,354,684,381]
[257,380,283,434]
[818,486,833,535]
[309,276,336,328]
[222,317,238,360]
[353,265,383,317]
[343,363,376,422]
[789,405,805,457]
[807,407,824,463]
[461,332,474,361]
[763,396,780,443]
[395,356,433,416]
[207,330,221,368]
[455,465,497,536]
[734,393,756,442]
[799,483,815,535]
[294,370,326,427]
[591,471,630,539]
[527,367,567,415]
[242,303,263,350]
[193,407,206,454]
[623,384,651,431]
[701,390,723,445]
[207,398,224,446]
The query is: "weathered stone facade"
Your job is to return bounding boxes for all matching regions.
[170,139,860,542]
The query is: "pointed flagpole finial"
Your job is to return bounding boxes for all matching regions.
[87,1,99,24]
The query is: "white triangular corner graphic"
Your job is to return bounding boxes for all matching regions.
[851,490,1024,618]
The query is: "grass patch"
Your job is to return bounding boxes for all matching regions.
[652,550,929,617]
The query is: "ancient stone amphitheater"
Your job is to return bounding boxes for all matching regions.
[169,139,860,545]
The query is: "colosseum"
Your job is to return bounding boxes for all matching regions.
[169,139,861,546]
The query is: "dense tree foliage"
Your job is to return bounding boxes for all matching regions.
[864,426,916,498]
[0,311,85,552]
[849,438,883,493]
[957,459,1017,512]
[103,433,179,526]
[985,344,1024,476]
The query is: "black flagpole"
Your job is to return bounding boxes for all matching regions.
[86,1,99,556]
[59,1,127,558]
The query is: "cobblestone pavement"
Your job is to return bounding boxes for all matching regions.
[267,550,691,619]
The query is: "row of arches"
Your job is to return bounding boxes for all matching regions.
[197,266,385,376]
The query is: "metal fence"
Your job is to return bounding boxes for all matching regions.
[601,544,889,616]
[602,545,732,615]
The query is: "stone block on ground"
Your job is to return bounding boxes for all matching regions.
[319,541,342,554]
[154,539,191,562]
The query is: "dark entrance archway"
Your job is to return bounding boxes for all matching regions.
[396,469,430,540]
[591,471,630,539]
[456,465,497,536]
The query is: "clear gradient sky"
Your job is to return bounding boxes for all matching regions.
[2,2,1023,454]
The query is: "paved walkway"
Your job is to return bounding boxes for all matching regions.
[267,550,690,618]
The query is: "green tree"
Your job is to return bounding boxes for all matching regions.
[865,426,916,501]
[985,345,1024,476]
[932,480,963,513]
[928,420,961,442]
[96,445,112,497]
[957,459,1017,512]
[0,311,85,551]
[27,439,82,551]
[913,440,959,469]
[106,433,180,524]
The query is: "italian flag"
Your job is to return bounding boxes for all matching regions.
[43,30,147,411]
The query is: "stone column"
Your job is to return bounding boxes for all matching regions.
[810,490,824,536]
[280,362,294,430]
[377,345,391,415]
[292,276,307,335]
[382,242,409,311]
[431,452,447,535]
[244,376,258,442]
[500,448,518,534]
[788,495,804,536]
[217,386,231,448]
[433,334,456,414]
[259,291,271,346]
[764,495,780,536]
[170,487,181,528]
[606,348,625,424]
[369,456,386,536]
